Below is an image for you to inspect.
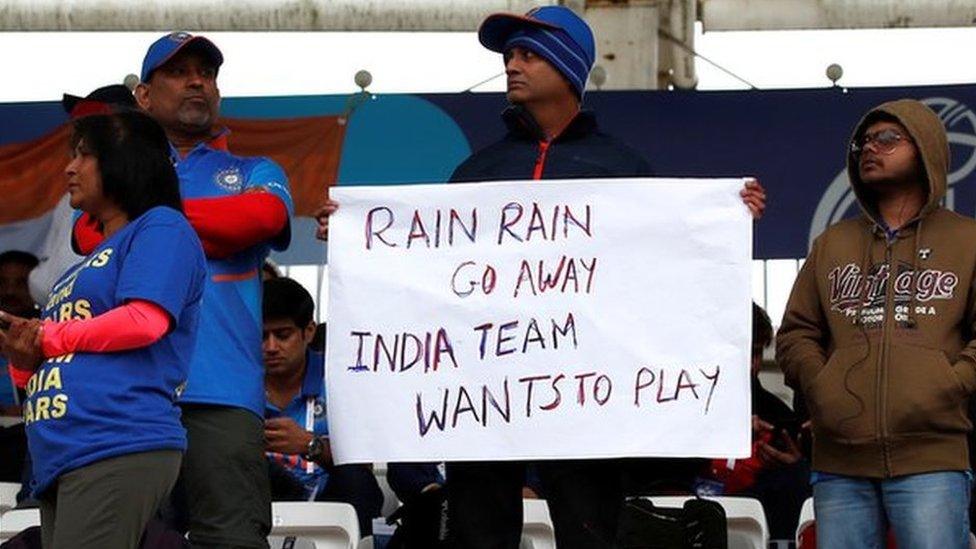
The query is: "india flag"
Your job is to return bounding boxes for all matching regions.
[2,110,350,302]
[0,124,80,302]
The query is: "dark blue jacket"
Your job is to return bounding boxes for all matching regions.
[450,106,652,182]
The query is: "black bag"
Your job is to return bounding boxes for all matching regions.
[0,518,189,549]
[139,518,190,549]
[385,487,448,549]
[0,526,41,549]
[615,497,727,549]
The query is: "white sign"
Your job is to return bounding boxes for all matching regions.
[326,178,752,464]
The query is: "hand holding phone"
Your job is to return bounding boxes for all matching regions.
[0,311,44,373]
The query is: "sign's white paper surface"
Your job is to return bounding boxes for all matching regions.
[326,178,752,463]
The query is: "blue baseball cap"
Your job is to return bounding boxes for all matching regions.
[141,31,224,83]
[478,6,596,97]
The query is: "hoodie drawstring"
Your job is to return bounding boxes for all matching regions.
[837,227,876,429]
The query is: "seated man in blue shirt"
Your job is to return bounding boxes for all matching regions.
[262,277,383,534]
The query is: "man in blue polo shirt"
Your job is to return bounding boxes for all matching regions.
[262,277,383,535]
[122,32,292,548]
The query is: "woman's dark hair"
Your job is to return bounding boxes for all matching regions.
[70,110,182,218]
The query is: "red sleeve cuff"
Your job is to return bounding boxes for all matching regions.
[8,363,32,389]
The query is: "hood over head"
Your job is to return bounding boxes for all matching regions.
[846,99,949,226]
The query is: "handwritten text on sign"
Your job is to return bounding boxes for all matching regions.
[326,178,752,463]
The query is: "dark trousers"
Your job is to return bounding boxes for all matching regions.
[447,461,523,549]
[170,404,272,549]
[446,460,625,549]
[39,450,181,549]
[447,457,706,549]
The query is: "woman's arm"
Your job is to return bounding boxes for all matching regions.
[41,299,172,357]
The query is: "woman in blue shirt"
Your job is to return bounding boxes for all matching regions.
[0,111,206,549]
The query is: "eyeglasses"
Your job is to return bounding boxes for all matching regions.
[850,128,911,156]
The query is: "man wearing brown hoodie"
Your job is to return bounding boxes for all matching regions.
[778,99,976,548]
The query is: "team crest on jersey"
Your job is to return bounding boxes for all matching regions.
[214,168,243,192]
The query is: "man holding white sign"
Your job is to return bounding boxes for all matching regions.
[448,7,763,549]
[316,6,765,549]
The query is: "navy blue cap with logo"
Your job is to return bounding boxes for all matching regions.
[141,31,224,83]
[478,6,596,98]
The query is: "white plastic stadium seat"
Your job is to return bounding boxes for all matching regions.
[0,482,20,515]
[373,462,401,517]
[520,498,556,549]
[0,507,40,543]
[649,496,769,549]
[794,497,815,544]
[268,501,360,549]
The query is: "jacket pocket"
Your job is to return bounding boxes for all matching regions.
[804,345,875,441]
[886,344,969,435]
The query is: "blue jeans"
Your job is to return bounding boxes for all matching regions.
[813,471,971,549]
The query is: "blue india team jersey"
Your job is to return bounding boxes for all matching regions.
[25,207,206,496]
[174,137,293,417]
[266,350,329,499]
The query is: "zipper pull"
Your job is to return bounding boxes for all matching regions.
[533,140,551,180]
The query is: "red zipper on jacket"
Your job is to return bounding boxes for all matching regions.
[533,140,551,180]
